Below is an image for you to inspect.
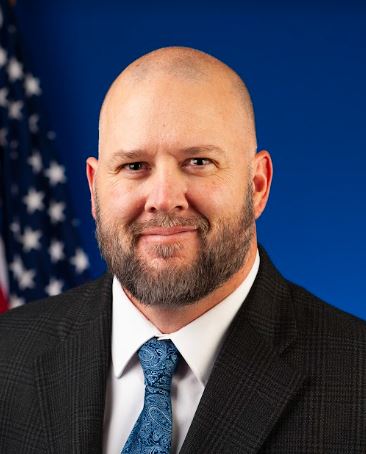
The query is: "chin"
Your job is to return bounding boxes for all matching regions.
[139,241,195,260]
[137,251,195,275]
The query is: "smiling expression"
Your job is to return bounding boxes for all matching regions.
[87,49,272,306]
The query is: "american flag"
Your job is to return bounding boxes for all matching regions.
[0,0,91,311]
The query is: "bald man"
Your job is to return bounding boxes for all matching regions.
[1,47,366,454]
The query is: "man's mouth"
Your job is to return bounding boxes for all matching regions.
[137,226,198,245]
[140,226,197,236]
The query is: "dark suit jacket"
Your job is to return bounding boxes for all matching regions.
[1,248,366,453]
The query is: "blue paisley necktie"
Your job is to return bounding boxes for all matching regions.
[121,337,180,454]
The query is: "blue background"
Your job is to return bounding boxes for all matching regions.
[13,1,366,319]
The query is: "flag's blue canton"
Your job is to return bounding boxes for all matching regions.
[0,0,90,308]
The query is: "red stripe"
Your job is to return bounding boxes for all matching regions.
[0,286,8,313]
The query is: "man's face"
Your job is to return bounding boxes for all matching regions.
[89,74,259,307]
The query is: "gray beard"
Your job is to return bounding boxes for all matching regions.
[95,186,255,308]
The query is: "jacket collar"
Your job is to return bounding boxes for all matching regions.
[180,246,306,453]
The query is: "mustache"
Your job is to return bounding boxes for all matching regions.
[128,214,210,236]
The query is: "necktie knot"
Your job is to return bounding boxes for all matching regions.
[138,337,180,390]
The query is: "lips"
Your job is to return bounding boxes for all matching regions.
[140,226,197,236]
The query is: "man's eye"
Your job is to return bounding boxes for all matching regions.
[188,158,211,166]
[122,162,146,171]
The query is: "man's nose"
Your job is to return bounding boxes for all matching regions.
[144,167,189,213]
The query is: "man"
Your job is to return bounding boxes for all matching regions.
[0,47,365,453]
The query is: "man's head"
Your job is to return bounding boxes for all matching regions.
[87,47,272,307]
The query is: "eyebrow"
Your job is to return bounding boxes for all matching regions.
[110,145,226,162]
[110,150,145,162]
[179,145,226,156]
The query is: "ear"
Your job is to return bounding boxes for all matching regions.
[252,150,273,219]
[86,157,99,220]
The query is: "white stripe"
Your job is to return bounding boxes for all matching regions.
[0,236,9,295]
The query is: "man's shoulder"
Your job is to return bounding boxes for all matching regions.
[256,246,366,346]
[0,273,113,361]
[288,279,366,344]
[1,272,113,323]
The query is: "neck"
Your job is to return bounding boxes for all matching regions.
[124,242,258,334]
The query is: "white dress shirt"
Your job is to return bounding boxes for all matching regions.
[103,251,259,454]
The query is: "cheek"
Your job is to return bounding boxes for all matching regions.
[98,181,145,226]
[188,177,241,221]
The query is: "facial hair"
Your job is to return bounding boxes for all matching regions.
[95,184,255,308]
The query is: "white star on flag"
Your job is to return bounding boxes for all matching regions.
[23,187,44,213]
[45,278,64,296]
[48,201,65,223]
[9,294,25,309]
[7,57,23,81]
[27,151,43,173]
[49,240,64,263]
[28,113,39,133]
[24,74,41,96]
[0,46,7,67]
[9,255,24,279]
[8,100,23,119]
[21,227,42,252]
[45,161,66,186]
[0,87,8,106]
[18,268,35,290]
[70,248,89,273]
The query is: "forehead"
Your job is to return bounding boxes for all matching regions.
[99,75,249,155]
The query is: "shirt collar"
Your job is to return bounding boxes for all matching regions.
[112,250,260,386]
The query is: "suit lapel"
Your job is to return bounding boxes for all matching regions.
[180,248,307,454]
[34,275,112,454]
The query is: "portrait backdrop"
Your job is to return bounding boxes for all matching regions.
[13,0,366,319]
